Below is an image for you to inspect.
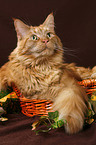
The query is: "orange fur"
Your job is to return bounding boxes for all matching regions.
[65,63,96,79]
[0,13,89,134]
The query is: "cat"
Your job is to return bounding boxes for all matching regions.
[0,13,89,134]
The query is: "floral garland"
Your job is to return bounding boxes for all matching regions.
[32,93,96,134]
[0,86,96,134]
[0,87,21,121]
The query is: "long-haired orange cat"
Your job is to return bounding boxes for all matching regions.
[0,13,88,134]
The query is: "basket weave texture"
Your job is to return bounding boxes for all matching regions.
[12,84,53,117]
[12,79,96,117]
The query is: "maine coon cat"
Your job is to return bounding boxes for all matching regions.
[0,13,89,134]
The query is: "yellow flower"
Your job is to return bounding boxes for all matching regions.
[91,95,96,101]
[0,92,18,102]
[86,119,94,124]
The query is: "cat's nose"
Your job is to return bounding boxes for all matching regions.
[42,39,49,44]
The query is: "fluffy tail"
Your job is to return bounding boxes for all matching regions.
[53,84,88,134]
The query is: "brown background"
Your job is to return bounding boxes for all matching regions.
[0,0,96,145]
[0,0,96,67]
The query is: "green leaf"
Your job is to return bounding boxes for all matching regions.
[0,87,13,99]
[32,111,67,135]
[48,111,59,120]
[57,120,64,128]
[40,116,48,120]
[34,128,51,135]
[51,122,58,129]
[51,120,65,129]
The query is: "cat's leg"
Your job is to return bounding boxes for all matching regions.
[0,72,8,91]
[75,65,96,79]
[0,63,11,91]
[65,63,92,79]
[53,85,88,134]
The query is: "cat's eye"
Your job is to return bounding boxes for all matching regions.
[47,32,51,38]
[31,35,38,40]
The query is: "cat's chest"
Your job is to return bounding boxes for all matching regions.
[31,66,60,85]
[22,66,61,92]
[38,68,60,84]
[12,63,61,96]
[11,63,61,97]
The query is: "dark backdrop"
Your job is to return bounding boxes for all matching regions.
[0,0,96,67]
[0,1,96,145]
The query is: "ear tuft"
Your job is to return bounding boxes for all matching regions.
[13,18,30,40]
[43,13,54,31]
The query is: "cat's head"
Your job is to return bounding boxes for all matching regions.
[10,13,63,65]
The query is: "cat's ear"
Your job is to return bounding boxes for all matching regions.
[13,18,30,40]
[43,13,54,31]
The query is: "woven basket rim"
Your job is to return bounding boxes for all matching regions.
[12,79,96,101]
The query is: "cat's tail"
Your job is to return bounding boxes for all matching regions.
[53,83,88,134]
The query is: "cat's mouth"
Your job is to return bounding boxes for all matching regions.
[35,46,48,53]
[31,44,55,57]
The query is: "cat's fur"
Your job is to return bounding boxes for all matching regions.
[65,63,96,79]
[0,13,89,134]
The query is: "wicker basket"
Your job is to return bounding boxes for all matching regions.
[12,79,96,117]
[12,84,53,117]
[78,79,96,95]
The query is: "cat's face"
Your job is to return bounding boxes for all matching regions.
[13,13,63,59]
[23,25,58,57]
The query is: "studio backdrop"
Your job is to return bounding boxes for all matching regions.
[0,0,96,67]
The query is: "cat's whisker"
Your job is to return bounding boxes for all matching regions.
[63,47,78,52]
[62,46,82,59]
